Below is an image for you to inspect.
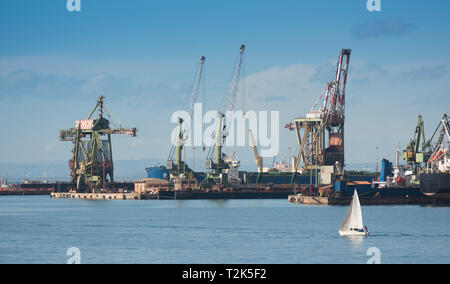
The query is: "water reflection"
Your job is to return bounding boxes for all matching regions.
[206,199,230,207]
[342,235,366,250]
[174,199,230,208]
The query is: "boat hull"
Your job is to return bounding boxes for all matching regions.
[145,166,169,179]
[420,173,450,196]
[339,230,368,237]
[158,190,293,200]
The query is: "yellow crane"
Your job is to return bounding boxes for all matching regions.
[249,129,263,184]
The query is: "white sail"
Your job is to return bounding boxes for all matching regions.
[339,190,364,234]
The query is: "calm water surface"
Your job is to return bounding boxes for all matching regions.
[0,196,449,264]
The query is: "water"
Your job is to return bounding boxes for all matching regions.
[0,196,449,264]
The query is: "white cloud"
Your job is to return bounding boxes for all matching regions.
[242,59,450,164]
[244,63,323,114]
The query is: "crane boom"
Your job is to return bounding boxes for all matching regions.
[249,129,263,173]
[443,114,450,142]
[426,114,450,168]
[186,56,206,139]
[223,45,245,117]
[167,56,206,173]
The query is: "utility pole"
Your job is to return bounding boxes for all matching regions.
[376,146,380,173]
[288,146,292,171]
[192,146,195,171]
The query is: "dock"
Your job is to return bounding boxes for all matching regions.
[51,192,158,200]
[288,194,450,206]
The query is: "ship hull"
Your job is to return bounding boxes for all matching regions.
[158,190,293,200]
[339,186,425,198]
[420,173,450,196]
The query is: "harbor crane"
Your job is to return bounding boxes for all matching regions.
[206,45,245,174]
[59,96,137,193]
[402,115,434,173]
[288,49,351,183]
[167,56,206,176]
[249,129,263,184]
[425,114,450,172]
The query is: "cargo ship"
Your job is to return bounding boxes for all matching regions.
[145,166,170,180]
[420,143,450,196]
[420,173,450,195]
[338,158,426,198]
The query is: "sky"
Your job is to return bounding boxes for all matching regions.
[0,0,450,173]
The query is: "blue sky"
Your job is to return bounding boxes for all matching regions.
[1,0,450,172]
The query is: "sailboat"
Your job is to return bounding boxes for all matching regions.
[338,190,369,237]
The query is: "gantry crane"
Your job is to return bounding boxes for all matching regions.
[206,45,245,175]
[167,56,206,176]
[249,129,263,184]
[59,96,137,193]
[288,49,351,183]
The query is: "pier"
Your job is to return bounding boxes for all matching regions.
[51,192,157,200]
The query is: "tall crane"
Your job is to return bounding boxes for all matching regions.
[425,114,450,172]
[206,44,245,173]
[59,96,137,193]
[167,56,206,176]
[289,49,351,181]
[249,129,263,184]
[402,115,434,173]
